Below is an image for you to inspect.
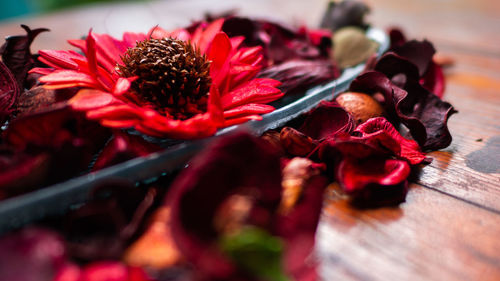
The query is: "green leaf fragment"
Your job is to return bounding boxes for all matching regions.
[220,226,291,281]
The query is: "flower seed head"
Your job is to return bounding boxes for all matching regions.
[118,38,211,120]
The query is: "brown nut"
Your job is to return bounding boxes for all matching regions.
[335,92,384,125]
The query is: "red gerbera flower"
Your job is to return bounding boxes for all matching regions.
[30,19,284,139]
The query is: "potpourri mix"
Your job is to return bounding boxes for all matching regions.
[0,1,455,280]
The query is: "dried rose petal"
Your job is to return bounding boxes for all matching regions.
[276,167,327,281]
[0,227,66,281]
[280,127,318,157]
[220,16,329,64]
[0,25,49,87]
[391,39,435,76]
[319,140,410,205]
[420,60,445,98]
[0,148,50,198]
[92,131,162,171]
[64,183,157,261]
[53,261,152,281]
[258,59,339,94]
[355,117,429,165]
[299,100,355,141]
[167,132,282,279]
[0,60,20,123]
[350,70,456,150]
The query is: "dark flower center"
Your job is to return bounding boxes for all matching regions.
[117,38,212,120]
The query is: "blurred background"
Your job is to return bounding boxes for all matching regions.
[0,0,145,20]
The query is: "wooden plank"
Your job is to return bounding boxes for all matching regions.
[317,183,500,281]
[416,48,500,211]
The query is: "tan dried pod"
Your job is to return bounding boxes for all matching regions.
[335,91,384,125]
[332,26,379,69]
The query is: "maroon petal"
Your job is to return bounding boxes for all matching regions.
[280,127,318,157]
[258,59,339,94]
[92,131,162,171]
[0,227,66,281]
[0,25,49,87]
[420,60,446,98]
[299,100,355,141]
[350,71,456,150]
[0,60,20,124]
[355,117,429,165]
[276,170,328,281]
[319,140,410,205]
[391,40,435,76]
[388,28,407,49]
[167,132,282,279]
[0,148,50,198]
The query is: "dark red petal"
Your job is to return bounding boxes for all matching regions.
[167,132,282,279]
[0,25,49,87]
[0,60,20,123]
[350,71,456,150]
[391,40,436,76]
[355,117,428,165]
[276,174,328,281]
[0,228,66,281]
[0,149,50,198]
[388,27,407,49]
[258,59,339,94]
[280,127,318,157]
[299,100,355,141]
[338,155,410,205]
[420,60,446,98]
[319,140,410,205]
[92,131,161,171]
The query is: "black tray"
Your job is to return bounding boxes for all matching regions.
[0,27,389,233]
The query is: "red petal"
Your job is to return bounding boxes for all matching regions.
[223,103,274,119]
[38,50,82,69]
[208,85,224,126]
[112,77,134,95]
[69,89,119,111]
[39,69,99,87]
[192,18,224,53]
[420,60,445,98]
[355,117,428,165]
[299,100,355,140]
[208,32,232,88]
[221,78,283,109]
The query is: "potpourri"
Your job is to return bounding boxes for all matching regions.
[0,1,456,280]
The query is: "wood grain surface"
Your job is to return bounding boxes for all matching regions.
[1,0,499,280]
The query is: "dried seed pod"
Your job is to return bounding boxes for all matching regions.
[335,91,384,125]
[118,38,211,119]
[332,26,378,69]
[279,157,322,214]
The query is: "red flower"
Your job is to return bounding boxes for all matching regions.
[30,19,283,139]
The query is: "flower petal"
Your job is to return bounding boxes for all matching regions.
[355,117,429,165]
[223,103,274,119]
[221,78,283,109]
[69,89,120,111]
[299,100,355,140]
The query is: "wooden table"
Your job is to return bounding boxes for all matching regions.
[1,0,499,280]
